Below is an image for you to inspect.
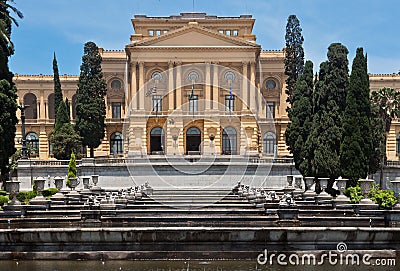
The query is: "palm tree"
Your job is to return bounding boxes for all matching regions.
[0,0,23,54]
[371,87,400,132]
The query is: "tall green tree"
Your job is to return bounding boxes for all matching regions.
[54,100,70,132]
[285,60,314,176]
[53,52,63,116]
[0,0,22,182]
[75,41,107,158]
[307,43,349,180]
[340,48,371,186]
[51,100,82,160]
[369,103,386,178]
[284,14,304,107]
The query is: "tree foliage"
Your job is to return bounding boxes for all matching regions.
[51,99,81,160]
[340,48,371,186]
[369,103,386,175]
[0,80,17,179]
[68,152,77,179]
[285,60,314,176]
[0,0,22,182]
[51,123,82,160]
[284,14,304,107]
[54,100,70,132]
[75,41,107,158]
[306,43,349,180]
[371,87,400,132]
[53,52,63,116]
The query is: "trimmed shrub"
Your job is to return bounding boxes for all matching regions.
[42,188,58,198]
[0,195,9,206]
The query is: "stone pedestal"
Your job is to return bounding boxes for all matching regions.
[303,177,317,201]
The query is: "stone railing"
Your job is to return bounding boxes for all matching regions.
[386,160,400,167]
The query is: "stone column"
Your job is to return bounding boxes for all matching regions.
[138,61,145,111]
[175,62,182,110]
[39,91,45,120]
[168,61,175,111]
[205,62,211,110]
[212,63,219,110]
[130,61,137,110]
[249,61,256,112]
[257,82,264,119]
[241,61,248,111]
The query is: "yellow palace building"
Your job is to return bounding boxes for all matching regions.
[13,13,400,161]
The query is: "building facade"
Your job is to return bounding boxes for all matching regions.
[13,13,400,161]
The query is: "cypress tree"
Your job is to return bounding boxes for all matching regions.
[284,14,304,107]
[75,41,107,158]
[51,99,82,160]
[53,52,63,116]
[285,60,314,176]
[0,0,22,182]
[307,43,349,181]
[54,100,70,132]
[369,103,386,176]
[340,48,371,186]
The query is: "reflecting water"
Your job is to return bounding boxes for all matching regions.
[0,260,395,271]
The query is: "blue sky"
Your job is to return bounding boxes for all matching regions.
[8,0,400,75]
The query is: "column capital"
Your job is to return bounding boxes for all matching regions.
[242,61,249,66]
[211,61,220,65]
[168,60,174,67]
[138,61,145,67]
[175,60,182,65]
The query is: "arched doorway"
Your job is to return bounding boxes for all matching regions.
[24,93,37,119]
[110,132,124,156]
[48,93,55,119]
[150,127,164,154]
[222,127,237,155]
[186,127,201,154]
[26,132,39,157]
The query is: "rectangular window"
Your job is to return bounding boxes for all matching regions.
[148,29,154,36]
[218,30,224,34]
[266,102,275,119]
[226,30,231,36]
[163,29,169,34]
[155,30,161,36]
[225,95,235,112]
[189,95,198,112]
[233,29,239,36]
[112,102,121,119]
[152,95,162,112]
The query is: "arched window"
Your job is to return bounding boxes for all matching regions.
[26,132,39,156]
[188,71,199,83]
[110,132,124,155]
[397,133,400,155]
[187,127,201,135]
[151,71,163,82]
[222,127,237,155]
[111,79,122,90]
[263,132,276,155]
[265,79,277,90]
[24,93,37,119]
[48,93,55,119]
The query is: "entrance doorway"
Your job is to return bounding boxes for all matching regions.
[186,127,201,154]
[150,127,164,154]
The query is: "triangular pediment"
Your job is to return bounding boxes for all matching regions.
[131,25,260,48]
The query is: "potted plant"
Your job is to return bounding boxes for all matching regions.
[67,152,79,190]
